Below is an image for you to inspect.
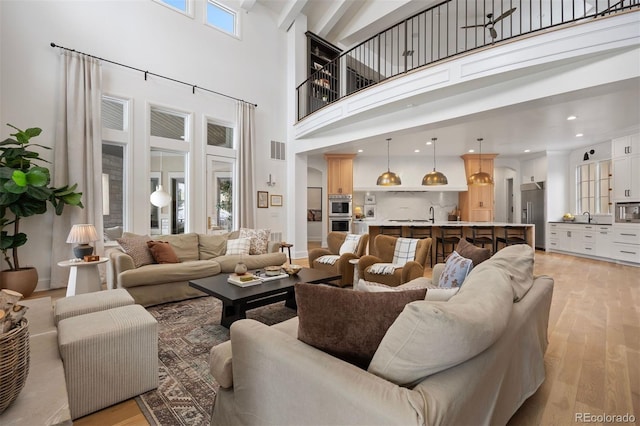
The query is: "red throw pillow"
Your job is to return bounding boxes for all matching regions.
[146,241,180,264]
[295,283,427,369]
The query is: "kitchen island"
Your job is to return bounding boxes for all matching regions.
[365,220,535,259]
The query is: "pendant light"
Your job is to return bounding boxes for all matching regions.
[150,152,172,208]
[467,138,494,185]
[422,137,448,185]
[376,138,402,186]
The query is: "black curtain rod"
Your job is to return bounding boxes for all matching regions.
[50,42,257,107]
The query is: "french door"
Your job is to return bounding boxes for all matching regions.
[206,155,236,234]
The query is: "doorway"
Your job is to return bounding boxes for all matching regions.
[207,155,235,234]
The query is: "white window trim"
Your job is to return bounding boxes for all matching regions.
[151,0,195,19]
[204,0,241,40]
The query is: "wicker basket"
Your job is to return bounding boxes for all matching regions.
[0,318,30,414]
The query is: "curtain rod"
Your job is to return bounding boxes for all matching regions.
[50,42,257,107]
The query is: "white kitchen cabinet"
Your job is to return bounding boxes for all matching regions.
[613,155,640,200]
[521,156,547,183]
[612,224,640,264]
[595,225,613,258]
[612,134,640,157]
[548,223,638,264]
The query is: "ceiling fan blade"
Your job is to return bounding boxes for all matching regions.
[489,27,498,39]
[461,24,486,29]
[494,7,517,23]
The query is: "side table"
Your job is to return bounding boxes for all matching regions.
[349,258,360,289]
[279,242,293,264]
[57,258,109,297]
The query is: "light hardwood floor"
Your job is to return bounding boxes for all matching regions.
[28,249,639,425]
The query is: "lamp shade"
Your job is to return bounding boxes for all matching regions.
[468,137,494,185]
[150,185,172,208]
[377,138,402,186]
[66,224,99,244]
[422,137,448,186]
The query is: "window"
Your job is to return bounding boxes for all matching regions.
[207,120,233,148]
[154,0,190,15]
[206,0,237,36]
[577,160,611,214]
[150,107,188,141]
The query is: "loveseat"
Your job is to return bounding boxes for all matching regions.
[208,245,554,425]
[107,231,286,306]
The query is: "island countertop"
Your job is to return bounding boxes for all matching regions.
[364,220,535,227]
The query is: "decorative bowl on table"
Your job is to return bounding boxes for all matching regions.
[283,264,302,276]
[264,266,282,276]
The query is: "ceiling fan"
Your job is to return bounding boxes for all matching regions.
[461,7,517,40]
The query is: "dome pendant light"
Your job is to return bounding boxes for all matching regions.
[422,137,448,186]
[468,138,494,185]
[150,151,173,208]
[377,138,402,186]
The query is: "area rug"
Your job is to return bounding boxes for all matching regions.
[136,296,297,426]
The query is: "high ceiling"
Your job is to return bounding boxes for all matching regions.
[255,0,640,158]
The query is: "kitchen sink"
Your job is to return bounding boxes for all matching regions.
[388,219,431,222]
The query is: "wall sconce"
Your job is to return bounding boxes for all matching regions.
[583,149,595,161]
[267,174,276,187]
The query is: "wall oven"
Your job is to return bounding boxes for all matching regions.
[329,217,351,233]
[328,194,352,217]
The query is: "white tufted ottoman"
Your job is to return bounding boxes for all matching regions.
[57,304,158,419]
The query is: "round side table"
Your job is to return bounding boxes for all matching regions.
[57,257,109,297]
[349,258,360,288]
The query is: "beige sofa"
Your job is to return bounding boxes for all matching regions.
[108,232,287,306]
[208,245,554,425]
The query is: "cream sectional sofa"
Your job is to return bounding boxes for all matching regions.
[208,245,554,425]
[107,232,287,306]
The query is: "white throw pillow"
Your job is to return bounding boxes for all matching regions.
[226,237,251,256]
[439,251,473,289]
[357,278,431,293]
[339,234,361,255]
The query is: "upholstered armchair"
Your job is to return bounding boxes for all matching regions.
[357,235,432,287]
[309,232,369,287]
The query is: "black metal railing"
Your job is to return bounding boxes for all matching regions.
[297,0,639,121]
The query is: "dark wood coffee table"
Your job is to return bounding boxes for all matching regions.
[189,268,341,328]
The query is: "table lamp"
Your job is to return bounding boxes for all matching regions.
[66,224,99,259]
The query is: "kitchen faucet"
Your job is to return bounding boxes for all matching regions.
[583,211,592,223]
[429,206,435,224]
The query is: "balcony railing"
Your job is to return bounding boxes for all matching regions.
[297,0,639,121]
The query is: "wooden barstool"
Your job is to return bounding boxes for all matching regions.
[467,226,496,254]
[435,226,462,265]
[496,226,528,250]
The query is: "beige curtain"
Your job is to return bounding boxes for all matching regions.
[50,51,103,288]
[238,102,256,228]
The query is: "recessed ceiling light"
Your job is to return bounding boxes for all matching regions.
[468,149,475,153]
[567,115,577,120]
[357,149,363,153]
[426,141,432,145]
[576,133,584,137]
[524,149,531,153]
[414,149,420,153]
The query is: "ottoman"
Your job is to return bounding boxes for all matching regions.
[53,288,134,325]
[57,304,158,419]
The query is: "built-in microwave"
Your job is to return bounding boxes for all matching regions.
[328,194,352,217]
[615,202,640,223]
[329,217,351,233]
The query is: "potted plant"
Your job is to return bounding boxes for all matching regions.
[0,124,83,297]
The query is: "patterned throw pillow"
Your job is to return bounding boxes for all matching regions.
[439,251,473,289]
[239,228,271,255]
[117,235,155,267]
[226,237,251,256]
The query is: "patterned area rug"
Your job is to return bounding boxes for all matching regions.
[136,296,297,426]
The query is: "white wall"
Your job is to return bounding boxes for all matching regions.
[0,0,287,289]
[547,150,571,223]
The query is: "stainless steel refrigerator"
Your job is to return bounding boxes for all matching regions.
[521,182,546,250]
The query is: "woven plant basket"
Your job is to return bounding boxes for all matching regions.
[0,318,30,414]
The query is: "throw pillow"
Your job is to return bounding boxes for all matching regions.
[439,251,473,289]
[295,282,426,369]
[239,228,271,255]
[455,238,491,266]
[146,241,180,264]
[226,237,251,256]
[117,235,155,267]
[424,287,459,301]
[357,277,431,293]
[338,234,361,255]
[103,226,123,241]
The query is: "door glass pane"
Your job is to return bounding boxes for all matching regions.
[150,149,187,234]
[102,144,125,238]
[208,157,234,233]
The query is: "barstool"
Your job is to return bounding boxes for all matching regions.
[435,226,462,265]
[496,226,528,250]
[467,226,496,254]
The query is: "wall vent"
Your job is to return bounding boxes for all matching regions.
[271,141,285,160]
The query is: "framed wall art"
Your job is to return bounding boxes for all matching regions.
[257,191,269,208]
[270,194,283,207]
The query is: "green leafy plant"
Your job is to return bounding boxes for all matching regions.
[0,124,83,270]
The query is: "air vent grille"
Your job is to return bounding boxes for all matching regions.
[271,141,285,160]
